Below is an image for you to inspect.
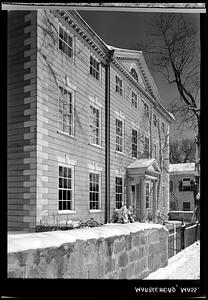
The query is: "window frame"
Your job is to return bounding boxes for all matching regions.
[90,55,100,80]
[130,68,139,82]
[58,85,75,137]
[161,121,165,133]
[132,128,138,158]
[144,136,150,158]
[115,117,124,153]
[146,181,150,209]
[115,75,123,96]
[183,202,191,211]
[89,171,101,211]
[58,24,73,59]
[144,102,150,118]
[182,177,191,192]
[58,164,75,212]
[131,90,138,109]
[115,176,123,209]
[89,103,101,147]
[153,114,157,127]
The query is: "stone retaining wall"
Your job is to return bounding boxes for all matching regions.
[8,223,169,279]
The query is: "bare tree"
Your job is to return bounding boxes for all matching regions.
[170,138,196,163]
[134,14,200,147]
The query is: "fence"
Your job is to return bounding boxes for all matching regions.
[168,221,200,259]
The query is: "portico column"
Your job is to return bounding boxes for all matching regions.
[127,177,132,207]
[152,180,157,221]
[140,176,146,220]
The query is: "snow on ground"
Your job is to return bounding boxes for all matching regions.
[8,222,165,253]
[145,241,200,280]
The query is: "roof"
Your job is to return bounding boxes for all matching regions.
[169,163,197,175]
[127,158,161,177]
[128,158,156,169]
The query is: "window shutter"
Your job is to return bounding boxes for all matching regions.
[179,180,183,191]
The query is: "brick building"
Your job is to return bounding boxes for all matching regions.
[7,10,174,232]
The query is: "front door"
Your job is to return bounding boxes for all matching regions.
[131,185,136,212]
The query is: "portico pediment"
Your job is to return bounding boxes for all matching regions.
[127,158,161,178]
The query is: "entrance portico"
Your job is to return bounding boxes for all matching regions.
[126,158,161,220]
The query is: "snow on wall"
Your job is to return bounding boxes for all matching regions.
[7,222,169,279]
[8,222,165,253]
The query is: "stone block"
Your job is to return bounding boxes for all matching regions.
[140,257,148,272]
[132,234,140,247]
[148,242,160,256]
[149,230,159,244]
[125,234,132,251]
[127,262,135,278]
[113,237,125,254]
[129,249,139,262]
[118,252,128,268]
[119,267,127,279]
[134,261,141,276]
[105,257,116,274]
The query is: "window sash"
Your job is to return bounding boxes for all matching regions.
[116,76,123,96]
[144,137,150,158]
[132,91,138,109]
[59,26,73,58]
[89,172,100,210]
[58,166,73,211]
[132,129,138,158]
[116,118,123,152]
[146,182,150,208]
[58,86,74,135]
[90,56,100,80]
[115,177,123,209]
[90,105,100,145]
[144,103,150,118]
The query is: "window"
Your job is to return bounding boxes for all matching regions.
[144,136,150,158]
[144,102,150,118]
[59,25,73,58]
[183,202,190,211]
[116,118,124,153]
[130,68,138,82]
[132,129,138,158]
[89,105,101,145]
[116,75,123,96]
[153,114,157,126]
[131,91,138,109]
[146,182,150,208]
[179,178,192,192]
[115,177,123,209]
[170,180,173,193]
[58,86,74,136]
[161,121,165,133]
[170,201,176,210]
[58,166,73,211]
[89,172,100,210]
[90,56,100,80]
[152,143,157,159]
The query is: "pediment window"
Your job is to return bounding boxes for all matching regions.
[130,68,138,82]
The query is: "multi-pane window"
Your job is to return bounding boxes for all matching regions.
[146,182,150,208]
[182,178,191,191]
[130,68,138,82]
[161,121,165,133]
[144,136,150,158]
[58,166,73,211]
[116,75,123,96]
[116,118,124,153]
[183,202,190,211]
[144,102,150,118]
[89,172,100,210]
[58,86,74,135]
[90,105,100,145]
[152,143,157,159]
[153,114,157,126]
[132,129,138,158]
[90,56,100,80]
[115,177,123,209]
[170,180,173,193]
[170,201,176,210]
[59,26,73,58]
[131,91,138,109]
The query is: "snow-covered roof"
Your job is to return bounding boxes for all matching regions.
[169,163,197,175]
[106,44,143,54]
[128,158,155,169]
[8,222,165,253]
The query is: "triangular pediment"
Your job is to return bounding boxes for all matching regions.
[107,45,161,101]
[127,158,161,177]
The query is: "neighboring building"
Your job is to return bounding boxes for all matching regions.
[169,163,199,212]
[7,10,174,232]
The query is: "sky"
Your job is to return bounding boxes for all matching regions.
[77,9,200,141]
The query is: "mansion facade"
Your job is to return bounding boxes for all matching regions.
[7,10,174,231]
